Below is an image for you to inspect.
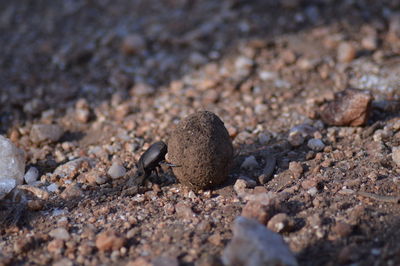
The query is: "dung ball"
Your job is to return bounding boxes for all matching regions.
[168,111,234,190]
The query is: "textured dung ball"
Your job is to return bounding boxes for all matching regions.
[168,111,234,190]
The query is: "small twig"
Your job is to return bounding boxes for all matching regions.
[357,191,400,203]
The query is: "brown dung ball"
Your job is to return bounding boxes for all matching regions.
[168,111,234,190]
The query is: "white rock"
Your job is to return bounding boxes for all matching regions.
[241,156,259,170]
[392,146,400,167]
[0,178,16,200]
[222,216,298,266]
[24,167,39,184]
[0,135,25,184]
[30,124,64,143]
[108,162,126,179]
[307,138,325,151]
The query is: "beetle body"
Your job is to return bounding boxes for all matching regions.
[137,141,168,179]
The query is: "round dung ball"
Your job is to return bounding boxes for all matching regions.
[168,111,234,190]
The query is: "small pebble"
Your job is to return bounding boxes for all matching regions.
[175,202,195,220]
[288,162,303,179]
[47,239,64,254]
[337,42,356,63]
[288,131,304,147]
[242,200,274,225]
[108,162,126,179]
[60,184,83,199]
[234,176,257,191]
[307,138,325,151]
[30,124,64,143]
[241,156,259,169]
[267,213,294,233]
[24,167,39,184]
[96,230,126,252]
[49,227,70,240]
[47,183,59,193]
[307,187,318,196]
[392,146,400,167]
[320,89,372,127]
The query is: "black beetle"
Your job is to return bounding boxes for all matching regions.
[137,141,168,179]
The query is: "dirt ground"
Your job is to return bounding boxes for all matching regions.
[1,0,400,265]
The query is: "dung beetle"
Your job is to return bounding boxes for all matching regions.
[137,141,168,179]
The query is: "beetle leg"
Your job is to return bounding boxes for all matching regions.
[154,168,160,179]
[160,161,181,167]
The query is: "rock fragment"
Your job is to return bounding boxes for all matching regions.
[75,99,91,123]
[267,213,294,233]
[222,216,298,266]
[175,202,195,220]
[49,227,70,240]
[24,167,39,184]
[233,177,257,195]
[53,157,95,179]
[47,239,64,254]
[288,124,317,147]
[60,184,83,200]
[288,162,303,179]
[0,135,25,185]
[241,156,259,170]
[241,200,274,225]
[319,89,372,127]
[0,178,16,200]
[337,42,356,63]
[95,230,126,252]
[307,138,325,151]
[288,131,304,147]
[392,146,400,167]
[107,162,126,179]
[168,111,233,190]
[30,124,64,143]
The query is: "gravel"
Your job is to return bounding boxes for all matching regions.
[1,1,400,265]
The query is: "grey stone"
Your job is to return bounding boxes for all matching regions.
[0,135,25,184]
[241,156,259,170]
[307,138,325,151]
[0,178,16,200]
[107,162,126,179]
[24,167,39,184]
[30,124,64,143]
[222,216,298,266]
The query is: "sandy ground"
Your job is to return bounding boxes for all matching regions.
[1,0,400,265]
